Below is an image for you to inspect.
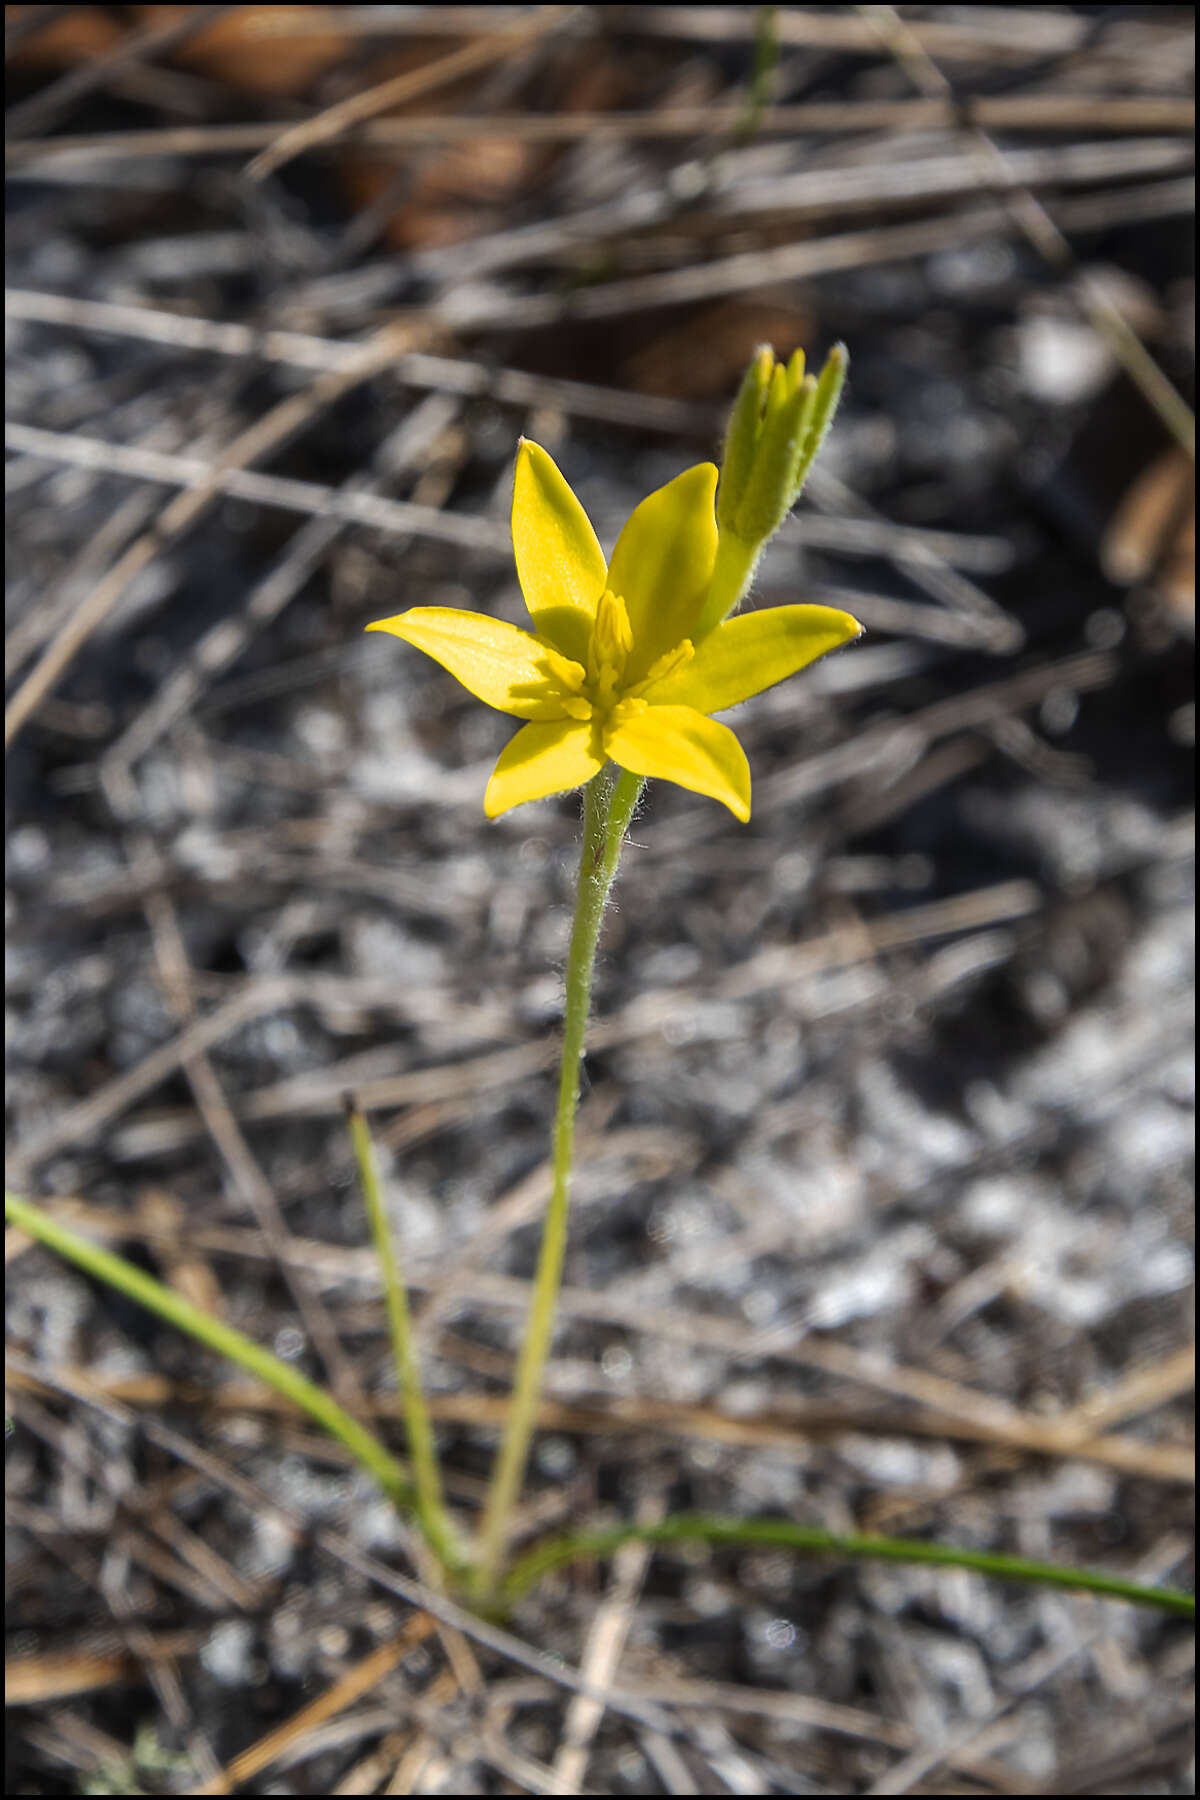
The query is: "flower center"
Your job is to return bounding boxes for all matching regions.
[556,590,636,724]
[586,588,634,716]
[554,593,698,731]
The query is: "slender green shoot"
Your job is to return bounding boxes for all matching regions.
[501,1514,1196,1618]
[734,7,780,145]
[8,1186,1194,1624]
[5,1190,412,1511]
[345,1099,460,1572]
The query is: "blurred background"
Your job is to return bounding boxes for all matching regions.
[5,6,1195,1794]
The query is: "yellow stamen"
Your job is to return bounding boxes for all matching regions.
[537,644,587,693]
[587,589,634,713]
[632,638,695,695]
[591,590,632,666]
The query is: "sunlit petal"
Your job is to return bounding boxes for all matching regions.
[605,463,718,683]
[367,608,579,720]
[607,703,751,822]
[484,720,605,817]
[642,604,861,714]
[512,440,608,664]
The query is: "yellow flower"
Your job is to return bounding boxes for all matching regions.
[367,441,861,822]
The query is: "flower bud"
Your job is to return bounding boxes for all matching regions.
[734,362,811,546]
[716,344,776,534]
[716,342,847,549]
[789,342,846,506]
[696,342,849,637]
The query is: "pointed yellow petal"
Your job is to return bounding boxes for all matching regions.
[605,463,719,684]
[367,607,579,720]
[484,720,605,817]
[641,604,861,714]
[512,440,608,664]
[607,704,751,822]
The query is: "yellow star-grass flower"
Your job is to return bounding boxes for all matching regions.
[367,441,861,821]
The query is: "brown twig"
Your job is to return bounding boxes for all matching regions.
[430,179,1197,329]
[4,319,422,751]
[244,6,572,182]
[7,94,1195,172]
[4,285,715,432]
[3,421,511,556]
[5,4,234,137]
[860,3,1195,458]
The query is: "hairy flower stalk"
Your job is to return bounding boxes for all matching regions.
[368,347,860,1594]
[472,764,642,1594]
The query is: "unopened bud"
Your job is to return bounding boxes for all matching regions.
[735,367,811,545]
[716,345,775,534]
[700,341,850,635]
[790,343,846,505]
[716,342,848,550]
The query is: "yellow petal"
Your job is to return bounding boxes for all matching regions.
[484,720,605,817]
[607,703,751,822]
[605,463,719,684]
[512,440,608,665]
[641,604,861,714]
[367,607,579,720]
